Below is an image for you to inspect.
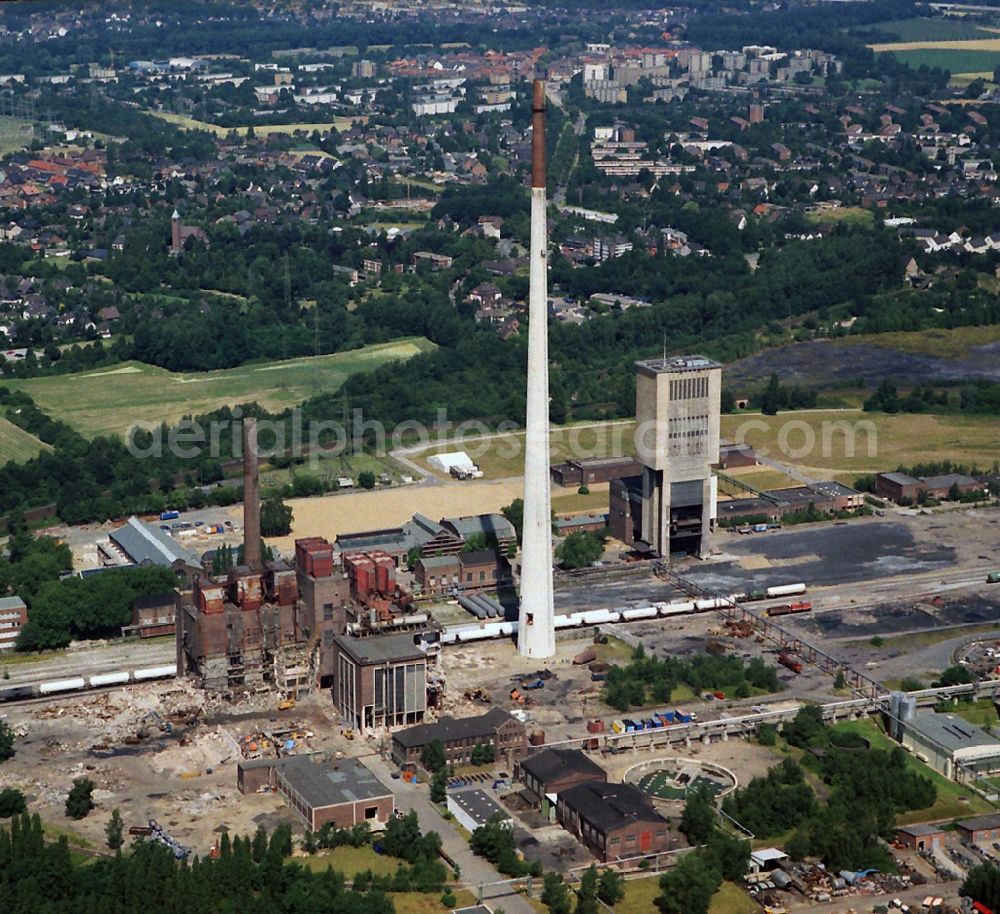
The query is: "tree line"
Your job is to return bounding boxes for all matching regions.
[601,645,781,711]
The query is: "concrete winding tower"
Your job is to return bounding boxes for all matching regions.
[517,80,556,659]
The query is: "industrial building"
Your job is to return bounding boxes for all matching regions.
[610,356,722,557]
[715,480,864,524]
[330,632,437,735]
[556,781,670,863]
[335,512,516,566]
[177,419,432,697]
[895,824,944,852]
[412,549,512,596]
[391,707,527,769]
[549,456,643,488]
[875,471,984,503]
[898,711,1000,780]
[517,748,607,818]
[123,591,178,639]
[237,756,394,830]
[0,595,27,650]
[105,516,203,581]
[955,814,1000,847]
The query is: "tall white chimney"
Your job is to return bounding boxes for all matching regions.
[517,79,555,659]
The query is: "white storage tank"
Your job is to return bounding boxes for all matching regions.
[766,583,806,598]
[622,606,657,621]
[39,677,86,695]
[133,665,177,682]
[89,671,130,688]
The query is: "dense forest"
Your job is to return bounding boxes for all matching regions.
[0,812,451,914]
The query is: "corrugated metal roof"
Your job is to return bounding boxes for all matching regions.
[109,517,198,568]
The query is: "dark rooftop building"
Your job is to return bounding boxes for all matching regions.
[237,756,394,830]
[557,781,669,862]
[518,748,607,816]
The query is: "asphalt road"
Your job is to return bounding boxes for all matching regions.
[363,752,537,914]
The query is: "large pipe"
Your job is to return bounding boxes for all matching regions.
[242,417,262,572]
[517,79,555,659]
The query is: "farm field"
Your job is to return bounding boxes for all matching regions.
[148,110,365,136]
[874,47,1000,74]
[0,416,52,465]
[867,17,999,42]
[3,338,435,438]
[869,37,1000,52]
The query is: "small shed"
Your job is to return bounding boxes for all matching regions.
[896,823,944,851]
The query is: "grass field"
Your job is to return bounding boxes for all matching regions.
[414,406,997,486]
[616,876,755,914]
[149,110,365,136]
[298,845,404,875]
[638,770,724,800]
[0,415,52,465]
[4,338,434,438]
[869,17,999,42]
[0,116,33,156]
[721,408,1000,478]
[832,324,1000,359]
[551,486,611,515]
[805,206,874,227]
[947,698,1000,728]
[831,718,993,823]
[875,47,1000,74]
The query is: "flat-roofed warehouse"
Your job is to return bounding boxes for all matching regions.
[237,756,394,830]
[899,712,1000,779]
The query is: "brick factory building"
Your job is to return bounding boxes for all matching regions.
[875,471,984,503]
[556,781,670,863]
[392,707,527,769]
[237,756,394,830]
[517,748,607,815]
[550,456,643,488]
[413,548,512,596]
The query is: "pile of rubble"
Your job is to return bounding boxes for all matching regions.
[237,723,314,761]
[751,859,926,906]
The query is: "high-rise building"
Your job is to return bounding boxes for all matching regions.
[517,80,555,659]
[621,356,722,558]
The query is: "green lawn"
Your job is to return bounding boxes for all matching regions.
[0,116,33,156]
[831,718,994,823]
[3,339,435,438]
[0,415,52,465]
[944,698,1000,729]
[298,844,404,876]
[616,876,755,914]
